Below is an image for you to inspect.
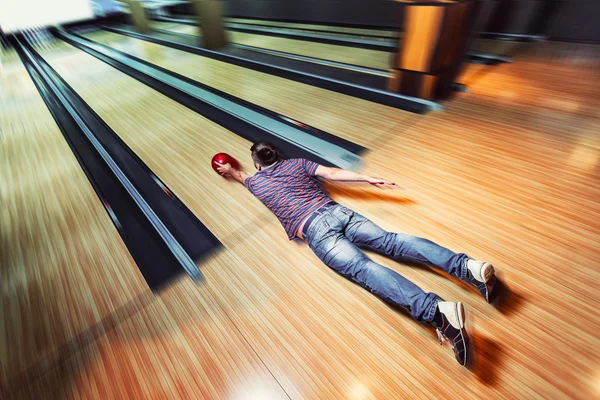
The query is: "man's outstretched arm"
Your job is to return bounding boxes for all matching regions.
[214,162,249,184]
[315,166,396,186]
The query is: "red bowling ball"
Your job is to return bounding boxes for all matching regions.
[211,153,239,175]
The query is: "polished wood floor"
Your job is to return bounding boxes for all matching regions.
[1,33,599,399]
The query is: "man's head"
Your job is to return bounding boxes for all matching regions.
[250,141,280,170]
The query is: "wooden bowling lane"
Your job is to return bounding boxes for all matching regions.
[81,29,415,148]
[25,179,598,399]
[368,141,599,398]
[0,49,150,390]
[8,36,600,399]
[34,39,271,243]
[183,38,599,399]
[457,41,600,118]
[1,44,293,398]
[282,47,598,396]
[351,51,600,398]
[13,251,289,399]
[179,221,472,399]
[151,20,392,70]
[9,39,437,398]
[470,37,523,58]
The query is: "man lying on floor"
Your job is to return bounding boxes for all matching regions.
[215,141,499,366]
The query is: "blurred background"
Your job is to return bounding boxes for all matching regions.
[1,1,599,399]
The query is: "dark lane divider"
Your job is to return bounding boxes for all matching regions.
[55,27,369,168]
[220,17,396,40]
[150,27,391,90]
[15,34,221,291]
[157,16,397,52]
[99,24,439,114]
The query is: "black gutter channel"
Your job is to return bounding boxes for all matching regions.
[221,19,395,41]
[14,34,221,291]
[60,27,365,156]
[54,27,366,166]
[99,24,438,114]
[158,16,397,52]
[479,32,546,42]
[153,27,390,76]
[150,27,389,90]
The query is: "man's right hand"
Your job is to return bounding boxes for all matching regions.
[214,161,249,184]
[214,161,234,176]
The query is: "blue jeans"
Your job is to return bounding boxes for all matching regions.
[303,204,469,322]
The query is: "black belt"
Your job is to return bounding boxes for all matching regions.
[301,202,336,238]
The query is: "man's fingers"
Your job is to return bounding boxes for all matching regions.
[370,182,398,189]
[369,179,406,190]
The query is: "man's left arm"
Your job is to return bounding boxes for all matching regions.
[314,165,395,186]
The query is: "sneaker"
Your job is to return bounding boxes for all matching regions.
[436,301,469,366]
[466,259,498,303]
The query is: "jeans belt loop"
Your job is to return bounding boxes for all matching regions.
[302,202,336,238]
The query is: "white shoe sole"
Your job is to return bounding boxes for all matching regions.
[482,263,495,283]
[454,302,465,329]
[440,302,466,329]
[437,302,469,366]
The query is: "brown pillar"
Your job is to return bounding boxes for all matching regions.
[190,0,228,50]
[123,0,150,34]
[389,0,476,100]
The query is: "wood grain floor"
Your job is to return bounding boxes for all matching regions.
[0,48,149,389]
[1,34,599,399]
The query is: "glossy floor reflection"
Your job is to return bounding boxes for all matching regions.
[1,36,599,399]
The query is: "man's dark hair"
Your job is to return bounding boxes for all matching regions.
[251,141,280,167]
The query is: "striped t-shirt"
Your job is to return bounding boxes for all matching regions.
[245,158,333,239]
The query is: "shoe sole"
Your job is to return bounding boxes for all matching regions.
[437,303,469,366]
[482,263,495,283]
[455,302,465,329]
[482,263,499,303]
[454,302,468,366]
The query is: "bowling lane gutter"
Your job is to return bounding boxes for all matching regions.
[151,27,391,79]
[156,16,397,52]
[99,24,439,113]
[221,17,398,35]
[219,18,396,41]
[14,34,221,291]
[54,27,368,169]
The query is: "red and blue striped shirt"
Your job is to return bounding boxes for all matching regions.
[245,158,332,239]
